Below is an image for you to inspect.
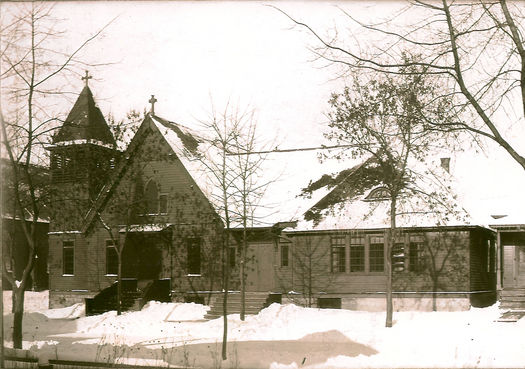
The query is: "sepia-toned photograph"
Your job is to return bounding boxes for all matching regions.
[1,1,525,368]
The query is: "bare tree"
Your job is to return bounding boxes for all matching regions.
[276,236,333,308]
[393,231,468,311]
[0,2,110,348]
[276,1,525,172]
[229,111,273,321]
[301,67,461,327]
[198,103,239,361]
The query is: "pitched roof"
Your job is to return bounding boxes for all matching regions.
[291,157,472,231]
[53,86,116,146]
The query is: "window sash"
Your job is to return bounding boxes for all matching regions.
[159,194,168,214]
[105,240,118,275]
[229,246,236,268]
[187,238,201,274]
[281,243,289,267]
[331,245,346,273]
[62,241,74,275]
[349,245,365,272]
[409,242,425,272]
[369,243,384,272]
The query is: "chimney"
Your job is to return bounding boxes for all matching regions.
[440,157,451,173]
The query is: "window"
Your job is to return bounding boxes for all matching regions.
[349,236,365,272]
[145,180,159,214]
[369,236,384,272]
[281,242,290,267]
[187,238,201,275]
[488,240,495,273]
[106,239,118,275]
[365,187,390,201]
[62,240,74,275]
[318,297,342,309]
[159,194,168,214]
[144,180,168,214]
[331,236,346,273]
[229,246,236,268]
[409,235,425,273]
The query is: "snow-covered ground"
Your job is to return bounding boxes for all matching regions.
[2,291,525,368]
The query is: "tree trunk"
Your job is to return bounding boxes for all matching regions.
[240,253,246,321]
[308,253,312,308]
[432,279,438,312]
[12,287,25,349]
[386,198,396,328]
[222,232,229,360]
[117,252,122,316]
[240,228,247,321]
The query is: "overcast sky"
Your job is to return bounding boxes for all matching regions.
[2,0,525,220]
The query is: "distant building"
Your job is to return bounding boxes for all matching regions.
[2,158,50,291]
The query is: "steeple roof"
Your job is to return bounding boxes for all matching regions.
[53,86,116,146]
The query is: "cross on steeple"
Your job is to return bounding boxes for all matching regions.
[149,95,157,115]
[82,70,92,87]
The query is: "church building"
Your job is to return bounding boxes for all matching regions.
[47,77,501,313]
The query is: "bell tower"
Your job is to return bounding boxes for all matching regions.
[48,72,118,231]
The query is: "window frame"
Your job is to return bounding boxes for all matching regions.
[331,236,346,273]
[369,236,385,273]
[364,187,390,201]
[408,235,426,273]
[349,236,365,272]
[186,237,202,275]
[62,240,75,276]
[105,239,119,276]
[144,179,169,215]
[280,242,290,267]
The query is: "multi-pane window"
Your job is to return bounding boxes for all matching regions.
[331,236,346,273]
[409,235,425,272]
[349,236,365,272]
[369,236,385,272]
[187,238,201,275]
[106,239,118,275]
[281,242,290,267]
[62,240,75,275]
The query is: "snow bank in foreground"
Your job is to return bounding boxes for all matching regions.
[4,292,525,369]
[41,303,84,319]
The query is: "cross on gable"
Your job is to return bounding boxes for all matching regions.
[149,95,157,115]
[82,70,92,87]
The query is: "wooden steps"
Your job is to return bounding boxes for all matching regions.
[204,292,271,320]
[500,288,525,311]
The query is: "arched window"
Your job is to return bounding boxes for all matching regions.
[145,180,159,214]
[365,186,390,201]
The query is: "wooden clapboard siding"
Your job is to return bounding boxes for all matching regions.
[275,227,495,297]
[48,234,90,291]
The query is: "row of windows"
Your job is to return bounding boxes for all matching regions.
[279,234,426,273]
[62,238,203,276]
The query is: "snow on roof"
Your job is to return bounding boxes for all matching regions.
[150,115,219,206]
[292,157,473,231]
[120,223,172,233]
[46,139,114,149]
[150,115,506,232]
[150,114,354,227]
